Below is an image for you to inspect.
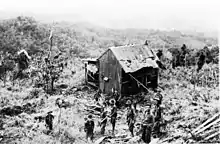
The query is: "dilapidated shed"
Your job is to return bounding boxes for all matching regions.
[98,44,160,96]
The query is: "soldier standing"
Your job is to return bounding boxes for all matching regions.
[142,105,154,144]
[152,97,163,138]
[100,107,108,135]
[109,99,117,135]
[126,100,136,137]
[94,89,102,102]
[155,89,163,105]
[112,89,120,107]
[84,114,95,142]
[45,111,54,133]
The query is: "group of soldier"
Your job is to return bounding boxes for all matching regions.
[83,89,164,143]
[42,88,163,143]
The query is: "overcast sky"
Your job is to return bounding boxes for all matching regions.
[0,0,219,31]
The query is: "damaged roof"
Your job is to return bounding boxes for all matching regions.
[110,44,159,73]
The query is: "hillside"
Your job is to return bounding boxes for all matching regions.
[0,16,219,144]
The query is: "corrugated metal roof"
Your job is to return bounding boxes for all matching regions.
[110,44,159,73]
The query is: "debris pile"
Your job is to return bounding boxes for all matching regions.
[161,87,219,143]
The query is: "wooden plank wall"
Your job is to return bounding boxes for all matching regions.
[99,50,121,95]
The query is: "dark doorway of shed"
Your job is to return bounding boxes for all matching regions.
[121,68,158,96]
[146,75,158,90]
[121,71,147,96]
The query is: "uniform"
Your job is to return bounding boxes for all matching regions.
[100,109,108,135]
[152,105,162,138]
[127,106,135,137]
[17,49,31,71]
[142,109,154,144]
[112,90,120,107]
[154,92,163,106]
[84,115,95,142]
[45,111,54,131]
[94,90,101,101]
[134,122,142,136]
[126,100,136,137]
[110,99,117,135]
[110,105,117,135]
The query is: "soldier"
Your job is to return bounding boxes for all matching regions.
[156,49,163,60]
[152,97,163,138]
[45,111,54,133]
[84,114,95,142]
[126,100,136,137]
[154,89,163,106]
[134,122,142,136]
[17,49,31,69]
[112,89,120,107]
[100,107,108,135]
[144,40,149,46]
[142,104,154,144]
[197,49,206,72]
[109,99,117,135]
[180,44,187,66]
[94,89,102,102]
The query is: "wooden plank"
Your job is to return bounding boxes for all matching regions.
[87,82,98,88]
[192,113,220,133]
[129,74,150,92]
[204,131,219,140]
[195,118,220,135]
[200,128,219,137]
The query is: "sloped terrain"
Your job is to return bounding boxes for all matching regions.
[0,16,219,144]
[0,61,219,144]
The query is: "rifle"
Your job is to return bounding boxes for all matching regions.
[98,112,116,126]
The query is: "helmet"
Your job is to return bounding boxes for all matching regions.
[145,102,151,107]
[87,114,93,119]
[135,122,141,126]
[153,96,160,101]
[109,99,116,105]
[145,108,151,113]
[160,104,165,109]
[126,100,132,105]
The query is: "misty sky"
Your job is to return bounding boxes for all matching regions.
[0,0,219,31]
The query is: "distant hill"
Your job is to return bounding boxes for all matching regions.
[0,11,218,39]
[0,16,218,58]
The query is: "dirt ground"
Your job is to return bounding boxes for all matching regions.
[0,66,219,144]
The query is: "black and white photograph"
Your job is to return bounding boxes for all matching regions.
[0,0,219,143]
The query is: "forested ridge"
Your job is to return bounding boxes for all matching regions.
[0,16,218,58]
